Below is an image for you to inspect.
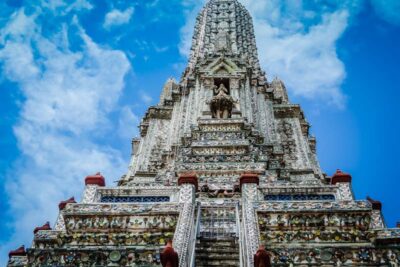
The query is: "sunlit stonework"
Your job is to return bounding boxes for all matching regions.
[8,0,400,266]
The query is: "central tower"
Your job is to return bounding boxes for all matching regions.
[8,0,399,267]
[124,0,321,197]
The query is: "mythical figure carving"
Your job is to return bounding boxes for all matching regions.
[210,83,234,119]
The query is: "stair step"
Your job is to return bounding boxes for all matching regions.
[195,247,239,253]
[196,241,238,247]
[195,237,240,267]
[196,244,239,250]
[196,264,239,267]
[195,261,239,266]
[195,253,239,260]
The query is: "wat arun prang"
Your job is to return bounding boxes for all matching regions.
[7,0,400,266]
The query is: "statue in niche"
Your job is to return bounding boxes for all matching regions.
[210,83,234,119]
[214,82,229,96]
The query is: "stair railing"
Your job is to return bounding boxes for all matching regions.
[236,203,245,267]
[188,202,201,267]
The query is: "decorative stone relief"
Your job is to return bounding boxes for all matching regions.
[370,210,385,229]
[27,248,162,267]
[173,184,196,267]
[258,212,373,243]
[54,214,65,231]
[256,200,372,212]
[277,120,298,162]
[177,162,266,172]
[337,183,354,201]
[63,203,181,215]
[63,214,178,232]
[82,185,98,204]
[265,247,400,266]
[192,147,247,155]
[242,183,260,267]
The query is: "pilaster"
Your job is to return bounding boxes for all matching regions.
[82,173,105,203]
[331,170,354,201]
[241,173,260,267]
[173,174,197,267]
[368,197,386,229]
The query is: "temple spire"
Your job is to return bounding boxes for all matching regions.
[186,0,261,77]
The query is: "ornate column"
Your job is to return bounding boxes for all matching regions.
[201,77,213,119]
[241,173,260,267]
[173,173,198,267]
[81,172,105,203]
[230,78,241,112]
[367,197,386,229]
[54,197,76,230]
[331,170,353,201]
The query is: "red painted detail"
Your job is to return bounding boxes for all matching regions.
[254,246,272,267]
[396,222,400,228]
[85,172,105,186]
[8,245,26,258]
[240,173,259,189]
[160,241,179,267]
[367,196,382,211]
[58,197,77,210]
[33,222,51,234]
[331,169,352,185]
[178,172,198,191]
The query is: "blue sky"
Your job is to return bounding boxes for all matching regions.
[0,0,400,262]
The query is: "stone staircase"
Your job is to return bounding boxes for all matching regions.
[195,237,240,267]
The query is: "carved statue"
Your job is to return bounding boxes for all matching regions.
[214,82,228,96]
[210,83,234,119]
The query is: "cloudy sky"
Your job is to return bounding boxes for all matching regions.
[0,0,400,262]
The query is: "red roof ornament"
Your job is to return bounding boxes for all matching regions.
[160,240,179,267]
[240,173,259,189]
[367,196,382,211]
[331,169,352,185]
[178,172,198,191]
[85,172,105,187]
[8,245,26,258]
[58,197,77,210]
[33,222,52,234]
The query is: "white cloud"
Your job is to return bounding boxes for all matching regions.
[179,0,351,107]
[0,5,131,263]
[178,0,205,58]
[41,0,93,14]
[103,7,134,30]
[153,44,169,53]
[370,0,400,26]
[118,106,140,139]
[140,91,153,104]
[253,10,349,107]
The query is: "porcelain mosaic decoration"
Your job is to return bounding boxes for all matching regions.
[7,0,399,266]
